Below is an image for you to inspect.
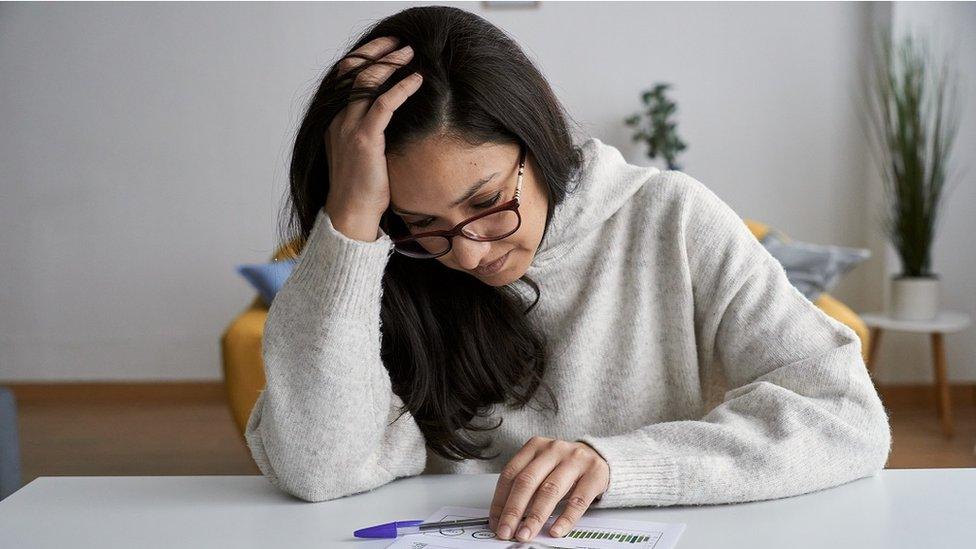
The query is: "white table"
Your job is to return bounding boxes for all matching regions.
[861,310,972,437]
[1,470,974,548]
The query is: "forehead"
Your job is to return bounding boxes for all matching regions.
[387,137,513,200]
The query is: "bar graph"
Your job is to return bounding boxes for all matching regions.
[564,527,658,544]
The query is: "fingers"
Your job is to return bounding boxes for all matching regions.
[547,468,606,538]
[515,463,578,541]
[342,41,416,125]
[495,442,563,540]
[326,35,401,152]
[359,70,422,138]
[489,440,540,532]
[490,439,611,542]
[336,35,400,79]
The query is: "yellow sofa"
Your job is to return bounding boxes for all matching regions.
[221,240,301,440]
[220,219,870,439]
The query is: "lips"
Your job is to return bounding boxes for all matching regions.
[474,250,510,275]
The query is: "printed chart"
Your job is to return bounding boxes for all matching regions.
[562,527,657,544]
[386,506,685,549]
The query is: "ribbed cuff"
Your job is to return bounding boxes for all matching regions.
[577,433,683,508]
[286,208,395,324]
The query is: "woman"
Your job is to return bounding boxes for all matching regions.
[245,5,891,543]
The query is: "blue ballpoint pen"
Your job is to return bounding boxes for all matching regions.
[354,516,491,538]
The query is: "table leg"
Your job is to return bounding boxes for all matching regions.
[866,328,883,377]
[930,332,954,438]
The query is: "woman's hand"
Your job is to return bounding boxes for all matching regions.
[324,35,423,242]
[489,436,610,542]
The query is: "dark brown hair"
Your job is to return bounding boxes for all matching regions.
[281,5,585,460]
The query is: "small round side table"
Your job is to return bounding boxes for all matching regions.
[861,310,972,438]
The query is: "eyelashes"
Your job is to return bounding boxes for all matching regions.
[474,192,502,210]
[406,192,502,229]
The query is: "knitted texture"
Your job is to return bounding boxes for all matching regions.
[245,137,891,505]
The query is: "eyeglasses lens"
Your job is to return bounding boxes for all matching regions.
[393,210,520,258]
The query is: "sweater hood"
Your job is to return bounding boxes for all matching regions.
[529,137,660,269]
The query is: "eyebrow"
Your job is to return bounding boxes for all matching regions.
[391,172,500,217]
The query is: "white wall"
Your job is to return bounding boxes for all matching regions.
[0,1,971,382]
[870,2,976,384]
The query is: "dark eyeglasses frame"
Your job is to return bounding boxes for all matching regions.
[387,143,527,259]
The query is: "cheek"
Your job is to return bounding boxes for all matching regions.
[525,202,546,245]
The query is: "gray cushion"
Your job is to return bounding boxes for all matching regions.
[759,229,870,302]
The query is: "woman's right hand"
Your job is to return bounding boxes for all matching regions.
[324,35,423,242]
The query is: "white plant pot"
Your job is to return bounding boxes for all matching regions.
[889,276,940,321]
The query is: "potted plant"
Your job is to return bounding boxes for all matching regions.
[863,28,962,321]
[625,83,687,171]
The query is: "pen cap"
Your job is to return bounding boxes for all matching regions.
[353,519,425,538]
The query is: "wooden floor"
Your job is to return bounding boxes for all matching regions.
[8,386,976,490]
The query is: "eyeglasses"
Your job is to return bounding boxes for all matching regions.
[385,143,527,259]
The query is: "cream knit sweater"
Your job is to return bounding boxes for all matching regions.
[245,137,891,507]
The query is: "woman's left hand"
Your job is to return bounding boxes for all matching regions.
[488,436,610,542]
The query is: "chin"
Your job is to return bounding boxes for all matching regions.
[479,273,515,287]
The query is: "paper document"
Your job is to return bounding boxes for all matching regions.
[386,506,685,549]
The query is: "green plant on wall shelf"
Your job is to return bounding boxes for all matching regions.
[624,83,687,170]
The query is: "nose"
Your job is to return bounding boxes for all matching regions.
[449,236,492,271]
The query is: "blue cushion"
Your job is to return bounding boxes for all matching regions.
[0,387,21,500]
[236,259,297,306]
[759,230,870,302]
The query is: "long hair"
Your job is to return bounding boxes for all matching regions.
[281,5,585,460]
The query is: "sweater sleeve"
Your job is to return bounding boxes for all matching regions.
[578,172,891,508]
[244,207,428,502]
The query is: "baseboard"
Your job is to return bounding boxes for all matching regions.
[875,383,976,407]
[2,381,226,403]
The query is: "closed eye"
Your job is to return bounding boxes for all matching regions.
[406,192,503,229]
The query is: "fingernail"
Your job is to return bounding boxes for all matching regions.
[497,525,512,539]
[517,526,531,541]
[550,525,565,537]
[401,45,413,54]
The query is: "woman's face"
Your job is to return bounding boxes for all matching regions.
[386,135,549,287]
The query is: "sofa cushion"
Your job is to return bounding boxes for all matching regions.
[236,259,297,307]
[759,229,870,302]
[0,387,21,500]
